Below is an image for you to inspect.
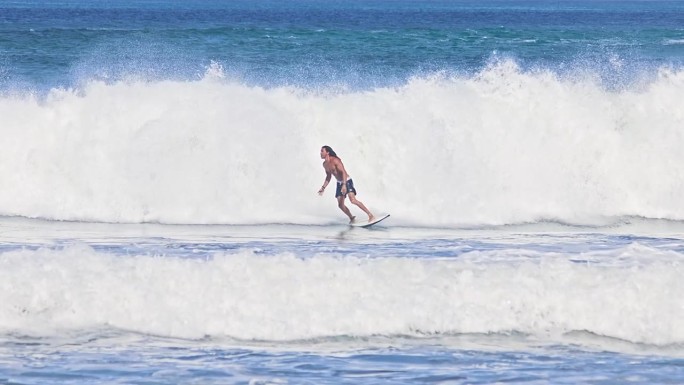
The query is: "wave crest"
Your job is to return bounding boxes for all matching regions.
[1,63,684,225]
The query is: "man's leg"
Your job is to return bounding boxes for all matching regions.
[337,196,355,222]
[348,193,374,221]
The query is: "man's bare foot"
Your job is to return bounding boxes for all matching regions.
[349,216,356,224]
[368,214,375,222]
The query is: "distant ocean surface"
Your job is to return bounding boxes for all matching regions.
[1,1,684,384]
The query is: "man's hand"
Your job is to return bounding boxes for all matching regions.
[341,185,347,195]
[318,187,325,196]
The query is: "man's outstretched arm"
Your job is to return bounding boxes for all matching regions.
[318,171,332,195]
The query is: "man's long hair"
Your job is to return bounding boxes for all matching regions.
[322,145,338,158]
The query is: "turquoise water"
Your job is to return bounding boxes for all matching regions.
[3,0,684,90]
[2,1,684,383]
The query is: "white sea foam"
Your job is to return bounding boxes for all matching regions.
[1,61,684,226]
[0,244,681,346]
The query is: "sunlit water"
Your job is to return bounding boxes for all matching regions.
[0,218,683,384]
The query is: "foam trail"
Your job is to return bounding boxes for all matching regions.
[0,245,682,346]
[2,61,684,225]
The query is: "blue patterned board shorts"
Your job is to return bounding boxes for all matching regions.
[336,179,357,197]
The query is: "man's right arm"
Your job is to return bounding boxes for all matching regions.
[319,171,332,195]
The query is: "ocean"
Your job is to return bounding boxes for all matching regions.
[1,0,684,383]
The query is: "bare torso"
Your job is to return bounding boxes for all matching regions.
[323,157,347,181]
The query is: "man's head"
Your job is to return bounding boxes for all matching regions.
[321,145,337,159]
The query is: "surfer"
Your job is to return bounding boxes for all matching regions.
[318,145,375,223]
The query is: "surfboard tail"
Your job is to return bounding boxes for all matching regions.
[351,214,390,228]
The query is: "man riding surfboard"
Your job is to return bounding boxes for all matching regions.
[318,145,375,224]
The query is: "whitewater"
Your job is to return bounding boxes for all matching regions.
[1,236,683,347]
[2,61,684,226]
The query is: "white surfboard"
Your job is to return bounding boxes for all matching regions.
[350,214,390,228]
